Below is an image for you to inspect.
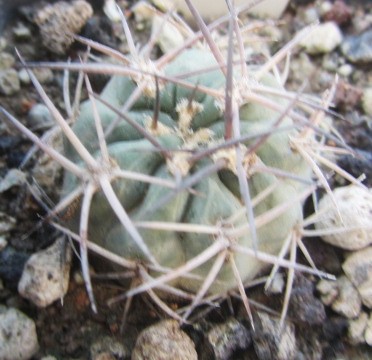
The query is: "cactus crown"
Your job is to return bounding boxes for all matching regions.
[1,0,363,327]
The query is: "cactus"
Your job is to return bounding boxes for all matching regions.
[1,0,362,326]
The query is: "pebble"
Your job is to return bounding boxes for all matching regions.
[337,63,353,77]
[298,22,343,54]
[348,311,368,344]
[18,237,72,307]
[132,320,197,360]
[317,276,361,319]
[288,274,326,325]
[0,52,15,70]
[32,67,54,84]
[252,312,297,360]
[322,0,352,26]
[362,87,372,116]
[0,211,16,233]
[0,306,39,360]
[90,335,128,360]
[341,29,372,64]
[152,15,185,53]
[28,103,54,130]
[206,318,251,360]
[342,247,372,309]
[0,236,7,251]
[0,246,29,289]
[18,68,31,85]
[12,22,32,40]
[0,69,20,95]
[34,0,93,54]
[315,185,372,250]
[0,169,27,193]
[365,313,372,346]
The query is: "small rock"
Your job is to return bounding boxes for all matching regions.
[18,237,72,307]
[0,169,27,193]
[322,0,352,26]
[132,320,197,360]
[152,15,185,53]
[288,274,326,325]
[315,185,372,250]
[365,313,372,346]
[207,318,251,360]
[0,52,15,70]
[0,236,7,251]
[34,0,93,54]
[0,212,16,234]
[0,69,21,95]
[12,22,32,40]
[32,68,54,84]
[299,22,342,54]
[317,276,361,319]
[334,80,363,110]
[342,247,372,308]
[252,312,297,360]
[348,311,368,344]
[18,68,31,85]
[0,307,39,360]
[0,246,29,288]
[337,63,353,77]
[362,88,372,116]
[28,103,54,130]
[341,29,372,64]
[90,336,128,360]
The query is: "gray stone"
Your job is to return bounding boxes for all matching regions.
[343,247,372,308]
[207,318,251,360]
[0,69,20,95]
[341,29,372,64]
[28,103,54,130]
[252,312,297,360]
[317,276,362,319]
[299,22,342,54]
[132,319,197,360]
[0,52,15,70]
[90,336,128,360]
[0,307,39,360]
[18,237,72,307]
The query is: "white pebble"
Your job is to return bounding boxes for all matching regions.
[0,307,39,360]
[18,237,72,307]
[299,22,343,54]
[343,247,372,309]
[315,185,372,250]
[362,88,372,116]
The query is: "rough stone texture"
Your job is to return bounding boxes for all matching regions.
[342,247,372,308]
[365,313,372,346]
[317,276,362,319]
[299,22,342,54]
[252,312,297,360]
[288,274,326,325]
[0,306,39,360]
[341,29,372,64]
[34,0,93,54]
[207,318,251,360]
[348,312,368,345]
[18,237,72,307]
[0,69,20,95]
[315,185,372,250]
[362,88,372,116]
[90,336,129,360]
[132,320,197,360]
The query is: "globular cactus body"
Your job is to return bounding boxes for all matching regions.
[62,48,309,295]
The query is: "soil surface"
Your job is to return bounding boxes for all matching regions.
[0,1,371,359]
